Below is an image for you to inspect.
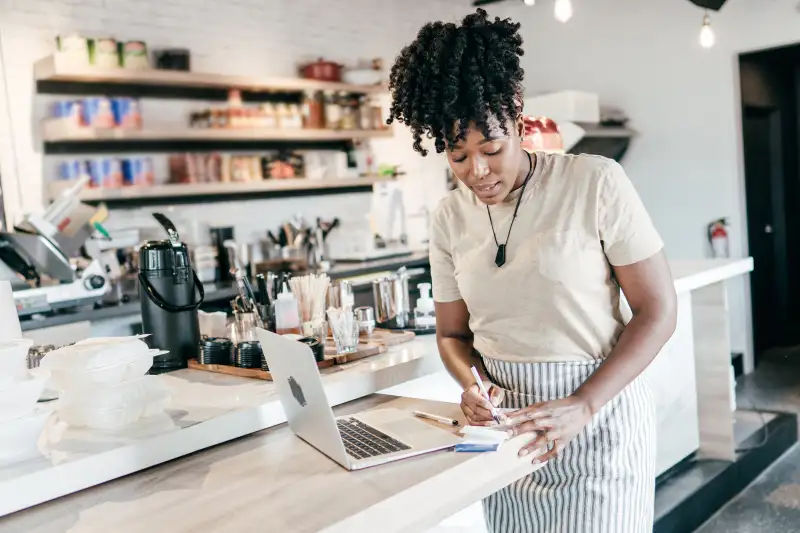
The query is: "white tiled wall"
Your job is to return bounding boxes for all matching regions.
[0,0,452,237]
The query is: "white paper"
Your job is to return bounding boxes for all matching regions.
[0,281,22,342]
[459,425,511,444]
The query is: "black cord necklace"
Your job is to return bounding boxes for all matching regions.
[487,151,534,268]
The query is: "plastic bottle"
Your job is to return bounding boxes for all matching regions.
[274,283,301,335]
[413,283,436,329]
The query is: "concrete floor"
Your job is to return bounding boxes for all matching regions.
[696,347,800,533]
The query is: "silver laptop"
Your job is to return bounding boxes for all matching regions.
[256,328,462,470]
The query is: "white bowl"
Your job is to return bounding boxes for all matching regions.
[57,375,170,430]
[0,368,49,423]
[342,69,383,86]
[0,339,34,387]
[47,352,155,390]
[0,408,51,463]
[59,375,167,408]
[41,338,153,372]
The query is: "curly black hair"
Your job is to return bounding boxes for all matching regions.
[386,8,525,156]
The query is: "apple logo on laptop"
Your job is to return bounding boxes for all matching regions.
[288,376,307,407]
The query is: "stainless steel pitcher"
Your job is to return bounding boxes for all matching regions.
[372,267,410,328]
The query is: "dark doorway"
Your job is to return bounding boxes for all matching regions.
[740,44,800,360]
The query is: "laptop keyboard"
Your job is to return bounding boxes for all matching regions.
[337,418,411,460]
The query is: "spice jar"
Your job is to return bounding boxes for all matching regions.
[340,94,357,131]
[369,100,384,130]
[358,96,372,130]
[303,90,325,129]
[325,91,341,130]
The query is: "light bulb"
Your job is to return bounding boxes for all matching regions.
[554,0,573,23]
[523,0,536,5]
[699,14,715,48]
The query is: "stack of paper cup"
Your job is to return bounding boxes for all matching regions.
[0,282,21,342]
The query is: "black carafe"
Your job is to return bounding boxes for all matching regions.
[138,213,205,372]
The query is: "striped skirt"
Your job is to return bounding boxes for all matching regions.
[482,357,656,533]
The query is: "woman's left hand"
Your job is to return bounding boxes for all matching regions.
[506,395,593,463]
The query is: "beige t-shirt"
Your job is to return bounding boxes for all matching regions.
[430,152,664,364]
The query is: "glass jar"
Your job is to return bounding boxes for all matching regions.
[303,90,325,129]
[325,91,341,130]
[340,95,357,131]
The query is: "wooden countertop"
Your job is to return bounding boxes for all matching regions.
[0,396,540,533]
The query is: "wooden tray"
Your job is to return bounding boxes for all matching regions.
[188,327,408,381]
[362,328,416,346]
[324,340,387,364]
[188,358,334,381]
[188,338,388,380]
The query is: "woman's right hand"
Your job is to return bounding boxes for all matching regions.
[461,383,505,426]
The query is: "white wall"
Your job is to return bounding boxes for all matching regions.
[482,0,800,368]
[0,0,450,242]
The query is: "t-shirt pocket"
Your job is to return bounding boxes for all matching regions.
[536,229,588,285]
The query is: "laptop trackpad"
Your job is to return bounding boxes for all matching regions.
[354,408,460,447]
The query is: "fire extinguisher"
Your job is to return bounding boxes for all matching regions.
[707,218,729,258]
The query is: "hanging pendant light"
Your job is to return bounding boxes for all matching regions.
[699,12,715,48]
[554,0,573,23]
[523,0,536,6]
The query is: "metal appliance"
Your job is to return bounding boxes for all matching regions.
[0,177,111,316]
[372,267,411,329]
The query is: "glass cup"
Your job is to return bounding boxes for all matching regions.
[327,309,359,355]
[331,320,359,354]
[303,318,329,349]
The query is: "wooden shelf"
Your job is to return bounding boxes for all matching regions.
[35,54,388,95]
[43,121,393,143]
[48,176,393,206]
[42,120,393,154]
[581,126,635,138]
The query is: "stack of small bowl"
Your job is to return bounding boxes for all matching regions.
[41,337,170,431]
[0,338,51,464]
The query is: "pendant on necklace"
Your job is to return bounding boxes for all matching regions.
[495,244,506,267]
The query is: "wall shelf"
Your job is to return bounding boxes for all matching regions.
[568,124,635,162]
[35,55,388,98]
[42,121,393,154]
[48,176,393,207]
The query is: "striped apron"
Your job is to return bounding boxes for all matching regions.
[482,357,656,533]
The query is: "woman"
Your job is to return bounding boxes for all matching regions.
[386,9,677,533]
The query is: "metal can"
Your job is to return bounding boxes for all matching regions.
[88,158,123,188]
[58,160,84,181]
[122,157,154,186]
[112,97,142,129]
[82,97,115,128]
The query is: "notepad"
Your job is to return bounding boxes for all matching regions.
[455,425,512,452]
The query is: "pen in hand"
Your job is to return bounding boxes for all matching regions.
[470,366,501,424]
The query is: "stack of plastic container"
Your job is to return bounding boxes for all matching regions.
[40,336,171,430]
[0,338,51,463]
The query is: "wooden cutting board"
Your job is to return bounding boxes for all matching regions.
[362,329,416,346]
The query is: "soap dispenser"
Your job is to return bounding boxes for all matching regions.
[413,283,436,329]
